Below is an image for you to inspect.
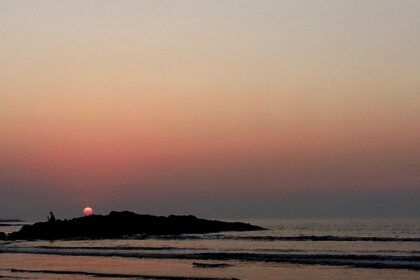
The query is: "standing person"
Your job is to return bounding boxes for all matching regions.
[48,211,56,222]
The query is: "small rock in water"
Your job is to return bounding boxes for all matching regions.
[0,232,6,240]
[192,262,233,268]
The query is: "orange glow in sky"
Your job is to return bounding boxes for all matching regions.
[1,1,420,219]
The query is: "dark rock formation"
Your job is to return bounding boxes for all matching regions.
[193,262,233,268]
[7,211,264,240]
[0,232,6,240]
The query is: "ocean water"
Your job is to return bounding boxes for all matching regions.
[1,218,420,280]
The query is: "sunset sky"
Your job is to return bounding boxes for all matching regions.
[1,1,419,220]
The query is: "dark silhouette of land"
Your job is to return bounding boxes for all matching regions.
[6,211,264,240]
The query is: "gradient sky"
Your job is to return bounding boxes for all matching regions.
[1,1,420,220]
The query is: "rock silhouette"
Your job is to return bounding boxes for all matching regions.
[192,262,233,268]
[7,211,264,240]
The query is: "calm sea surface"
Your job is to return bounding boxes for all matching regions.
[1,218,420,279]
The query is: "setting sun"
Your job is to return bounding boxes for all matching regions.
[83,207,93,216]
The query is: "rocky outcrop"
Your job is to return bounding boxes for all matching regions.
[7,211,264,240]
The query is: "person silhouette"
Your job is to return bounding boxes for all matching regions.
[48,211,56,222]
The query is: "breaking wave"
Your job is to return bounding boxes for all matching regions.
[130,234,420,242]
[1,247,419,270]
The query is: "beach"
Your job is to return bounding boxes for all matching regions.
[1,219,419,280]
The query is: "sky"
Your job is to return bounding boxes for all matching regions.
[1,0,419,220]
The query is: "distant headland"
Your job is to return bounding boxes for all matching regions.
[4,211,264,240]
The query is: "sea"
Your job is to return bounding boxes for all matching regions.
[1,218,420,280]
